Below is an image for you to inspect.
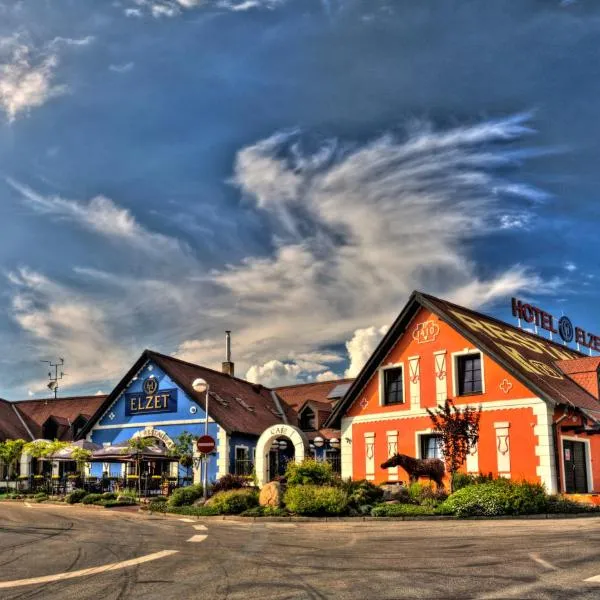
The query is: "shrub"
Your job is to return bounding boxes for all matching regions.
[168,505,219,516]
[283,485,348,516]
[101,492,117,500]
[408,482,448,506]
[451,472,494,492]
[546,495,600,514]
[103,498,136,508]
[371,503,435,517]
[212,474,247,494]
[81,493,104,505]
[148,499,168,512]
[34,493,48,503]
[210,489,258,514]
[66,489,88,504]
[285,459,334,487]
[339,479,384,508]
[168,484,203,508]
[239,505,289,517]
[440,480,548,517]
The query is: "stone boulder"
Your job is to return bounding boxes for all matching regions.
[259,481,281,507]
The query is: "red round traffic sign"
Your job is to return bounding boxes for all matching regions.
[196,435,216,454]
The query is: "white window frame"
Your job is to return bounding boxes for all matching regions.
[451,349,485,398]
[378,362,405,407]
[415,429,443,460]
[560,436,593,494]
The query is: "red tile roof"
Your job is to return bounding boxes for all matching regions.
[556,357,600,375]
[275,379,354,412]
[0,399,32,441]
[13,395,107,440]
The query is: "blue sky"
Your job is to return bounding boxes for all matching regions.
[1,0,599,397]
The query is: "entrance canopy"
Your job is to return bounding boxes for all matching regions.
[91,442,176,462]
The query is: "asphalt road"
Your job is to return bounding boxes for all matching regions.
[1,503,600,599]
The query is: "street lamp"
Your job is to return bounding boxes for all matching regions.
[192,378,210,500]
[313,436,325,448]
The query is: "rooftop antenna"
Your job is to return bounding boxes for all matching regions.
[41,358,65,402]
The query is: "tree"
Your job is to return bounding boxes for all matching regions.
[170,431,194,483]
[123,437,155,499]
[426,399,481,491]
[0,439,26,483]
[70,448,92,478]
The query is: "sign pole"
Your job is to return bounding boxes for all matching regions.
[203,386,209,500]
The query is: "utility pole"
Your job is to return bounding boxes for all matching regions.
[41,358,65,401]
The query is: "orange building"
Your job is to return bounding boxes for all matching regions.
[326,292,600,494]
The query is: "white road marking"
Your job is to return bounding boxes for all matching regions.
[584,573,600,583]
[265,523,297,529]
[0,550,179,590]
[24,502,32,508]
[187,534,207,543]
[178,518,195,523]
[528,553,558,571]
[193,525,207,531]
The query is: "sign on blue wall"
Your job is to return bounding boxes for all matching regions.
[125,377,178,416]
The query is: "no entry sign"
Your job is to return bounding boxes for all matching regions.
[196,435,216,454]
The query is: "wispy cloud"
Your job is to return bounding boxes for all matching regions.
[48,36,95,48]
[7,179,189,259]
[124,0,286,18]
[109,62,135,73]
[0,38,66,121]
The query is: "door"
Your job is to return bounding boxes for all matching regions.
[563,440,588,493]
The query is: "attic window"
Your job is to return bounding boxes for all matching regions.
[269,407,283,417]
[211,392,229,407]
[235,397,255,412]
[300,408,316,431]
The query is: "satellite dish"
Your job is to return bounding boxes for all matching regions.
[47,381,58,391]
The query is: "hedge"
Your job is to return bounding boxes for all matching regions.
[283,485,348,516]
[209,489,258,514]
[371,503,436,517]
[285,460,335,487]
[167,484,203,508]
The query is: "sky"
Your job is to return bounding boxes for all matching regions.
[1,0,600,398]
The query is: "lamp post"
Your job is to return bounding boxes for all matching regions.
[192,378,210,501]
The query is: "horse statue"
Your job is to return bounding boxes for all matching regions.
[380,453,445,489]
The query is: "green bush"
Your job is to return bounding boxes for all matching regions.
[66,489,88,504]
[34,493,48,503]
[148,499,168,512]
[101,492,117,500]
[285,459,335,486]
[451,472,494,492]
[407,482,448,506]
[168,484,203,508]
[103,499,136,508]
[371,503,435,517]
[212,474,247,494]
[209,489,258,514]
[546,495,600,514]
[167,505,219,516]
[239,506,289,517]
[283,485,348,516]
[81,493,104,505]
[339,479,384,508]
[440,480,548,517]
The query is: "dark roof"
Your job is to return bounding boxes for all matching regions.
[275,379,353,413]
[0,398,32,441]
[79,350,294,438]
[13,396,107,441]
[327,291,600,427]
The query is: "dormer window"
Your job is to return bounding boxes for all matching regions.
[42,418,58,440]
[300,407,316,431]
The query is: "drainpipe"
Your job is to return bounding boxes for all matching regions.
[552,407,571,494]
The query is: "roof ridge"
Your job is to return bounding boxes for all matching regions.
[418,291,588,358]
[146,349,272,392]
[274,378,354,390]
[10,395,107,404]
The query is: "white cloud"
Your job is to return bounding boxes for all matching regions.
[95,390,104,396]
[8,268,129,393]
[125,8,143,17]
[246,360,305,387]
[314,370,341,383]
[8,179,189,260]
[124,0,285,18]
[217,0,284,11]
[109,62,134,73]
[49,36,95,48]
[0,39,66,121]
[564,261,577,272]
[344,326,389,378]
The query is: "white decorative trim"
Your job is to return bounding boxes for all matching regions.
[407,356,421,410]
[344,397,543,426]
[451,348,486,397]
[340,417,353,480]
[494,421,511,478]
[217,427,228,479]
[378,362,405,407]
[364,432,375,481]
[532,403,557,494]
[560,435,593,494]
[466,443,479,474]
[386,430,399,481]
[434,350,448,404]
[92,418,215,431]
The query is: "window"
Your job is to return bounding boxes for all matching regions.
[299,408,316,431]
[234,446,252,476]
[420,434,442,460]
[383,367,404,405]
[457,353,482,395]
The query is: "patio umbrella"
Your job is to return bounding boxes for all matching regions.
[91,443,177,462]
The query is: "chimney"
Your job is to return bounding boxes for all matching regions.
[222,330,235,376]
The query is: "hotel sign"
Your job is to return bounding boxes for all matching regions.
[125,377,178,416]
[511,297,600,351]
